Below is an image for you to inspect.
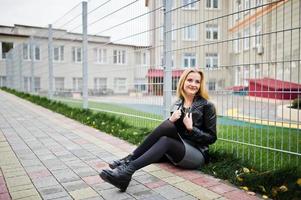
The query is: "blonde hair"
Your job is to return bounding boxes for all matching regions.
[176,68,209,100]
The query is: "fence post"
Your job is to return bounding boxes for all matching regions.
[48,24,54,99]
[82,1,88,109]
[30,36,35,93]
[163,0,172,119]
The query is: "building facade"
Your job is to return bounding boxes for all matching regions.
[0,24,150,95]
[146,0,300,93]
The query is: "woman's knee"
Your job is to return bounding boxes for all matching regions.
[158,120,177,132]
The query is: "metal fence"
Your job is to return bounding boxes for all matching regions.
[1,0,300,170]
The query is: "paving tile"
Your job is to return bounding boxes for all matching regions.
[38,185,70,200]
[62,180,90,192]
[3,169,27,178]
[173,180,202,192]
[144,180,167,189]
[82,175,103,185]
[0,193,11,200]
[174,171,203,180]
[173,195,198,200]
[191,176,220,188]
[153,185,188,199]
[162,176,185,184]
[126,184,157,199]
[10,188,40,199]
[223,190,260,200]
[28,169,52,179]
[52,169,81,183]
[189,187,221,200]
[0,184,8,194]
[5,176,32,188]
[99,188,133,200]
[149,170,174,179]
[69,187,99,199]
[133,174,161,184]
[32,176,60,188]
[208,183,237,194]
[8,184,35,193]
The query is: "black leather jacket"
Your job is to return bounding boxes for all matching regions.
[170,95,217,162]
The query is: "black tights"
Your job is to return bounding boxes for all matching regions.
[130,120,185,170]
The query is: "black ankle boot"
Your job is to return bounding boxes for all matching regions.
[109,154,133,169]
[99,163,136,192]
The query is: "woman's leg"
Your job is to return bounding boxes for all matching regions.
[131,136,185,169]
[132,120,179,159]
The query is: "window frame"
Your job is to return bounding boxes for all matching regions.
[183,24,197,41]
[183,53,196,68]
[205,53,219,69]
[0,41,14,60]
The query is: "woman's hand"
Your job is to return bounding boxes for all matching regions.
[169,109,181,123]
[183,113,193,131]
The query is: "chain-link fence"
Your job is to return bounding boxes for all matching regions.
[1,0,300,170]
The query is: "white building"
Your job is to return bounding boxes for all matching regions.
[0,24,150,95]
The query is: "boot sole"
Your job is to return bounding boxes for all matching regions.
[99,171,130,192]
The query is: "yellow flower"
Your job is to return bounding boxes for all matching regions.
[279,185,288,192]
[241,186,249,191]
[262,195,269,199]
[242,167,250,173]
[237,176,243,182]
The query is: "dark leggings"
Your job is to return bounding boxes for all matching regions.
[131,120,185,170]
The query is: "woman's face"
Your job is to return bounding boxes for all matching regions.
[183,72,201,97]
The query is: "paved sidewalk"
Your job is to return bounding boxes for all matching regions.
[0,90,261,200]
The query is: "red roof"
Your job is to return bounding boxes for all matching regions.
[249,78,301,90]
[147,69,184,78]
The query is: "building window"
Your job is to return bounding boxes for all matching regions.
[53,46,64,62]
[234,0,242,21]
[256,0,262,6]
[113,50,126,64]
[183,24,197,41]
[0,76,6,87]
[54,77,64,91]
[94,77,107,90]
[1,42,13,59]
[23,43,41,61]
[134,78,147,92]
[142,52,147,65]
[182,0,197,9]
[205,53,218,69]
[183,53,196,68]
[254,23,262,48]
[23,77,40,92]
[73,77,82,91]
[243,28,250,50]
[244,0,250,14]
[72,47,82,63]
[208,80,216,90]
[114,78,127,92]
[205,24,218,40]
[233,32,241,53]
[94,48,107,64]
[206,0,219,9]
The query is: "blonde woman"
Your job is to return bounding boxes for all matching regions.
[100,68,217,192]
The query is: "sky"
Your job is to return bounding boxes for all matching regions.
[0,0,149,45]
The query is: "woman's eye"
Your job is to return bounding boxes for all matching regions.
[187,79,193,82]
